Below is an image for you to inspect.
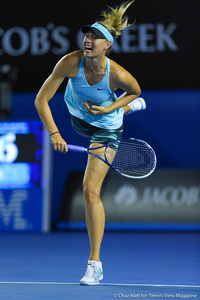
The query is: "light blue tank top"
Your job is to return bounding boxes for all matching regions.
[64,55,123,129]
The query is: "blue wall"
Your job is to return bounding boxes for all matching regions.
[9,89,200,221]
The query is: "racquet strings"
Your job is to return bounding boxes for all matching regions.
[108,138,156,178]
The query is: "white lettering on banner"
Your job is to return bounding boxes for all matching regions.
[2,27,29,56]
[0,22,178,56]
[0,190,30,230]
[0,24,70,56]
[51,26,69,55]
[30,25,69,55]
[114,184,200,207]
[114,184,138,206]
[157,23,178,51]
[30,27,50,55]
[112,23,179,53]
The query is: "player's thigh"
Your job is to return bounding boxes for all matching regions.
[83,143,114,193]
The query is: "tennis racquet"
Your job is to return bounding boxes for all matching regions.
[67,137,157,179]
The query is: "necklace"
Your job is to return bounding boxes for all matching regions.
[89,60,106,74]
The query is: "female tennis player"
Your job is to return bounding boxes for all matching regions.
[35,0,145,285]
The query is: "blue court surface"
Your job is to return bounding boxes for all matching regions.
[0,231,199,299]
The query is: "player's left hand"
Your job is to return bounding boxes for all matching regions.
[82,101,109,115]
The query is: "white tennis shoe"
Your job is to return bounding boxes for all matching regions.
[80,260,103,285]
[127,97,146,114]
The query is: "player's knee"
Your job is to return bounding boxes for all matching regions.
[83,183,100,206]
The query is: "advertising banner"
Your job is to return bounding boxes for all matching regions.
[0,0,199,91]
[59,169,200,226]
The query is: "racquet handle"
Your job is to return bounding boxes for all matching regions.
[67,144,86,153]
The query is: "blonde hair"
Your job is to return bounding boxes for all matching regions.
[98,0,135,40]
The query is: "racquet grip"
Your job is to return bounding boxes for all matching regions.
[67,144,86,153]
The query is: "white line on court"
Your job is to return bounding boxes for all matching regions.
[0,282,199,288]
